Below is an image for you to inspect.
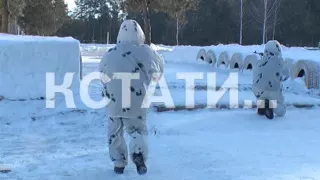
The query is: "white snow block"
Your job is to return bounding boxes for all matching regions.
[0,34,81,100]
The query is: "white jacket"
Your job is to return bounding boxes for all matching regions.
[99,20,164,118]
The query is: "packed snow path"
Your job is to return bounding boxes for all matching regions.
[1,109,320,180]
[1,55,320,180]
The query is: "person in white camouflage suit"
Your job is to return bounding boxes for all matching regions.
[253,40,290,119]
[99,19,164,175]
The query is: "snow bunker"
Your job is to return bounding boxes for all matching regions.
[196,48,207,61]
[217,51,230,68]
[291,60,320,89]
[0,35,81,100]
[206,50,217,66]
[243,54,259,71]
[230,52,243,70]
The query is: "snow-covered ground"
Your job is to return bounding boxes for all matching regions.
[2,108,320,180]
[1,43,320,180]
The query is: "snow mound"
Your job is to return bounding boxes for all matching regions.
[0,34,81,100]
[80,44,114,57]
[163,46,202,63]
[284,78,309,92]
[150,44,173,53]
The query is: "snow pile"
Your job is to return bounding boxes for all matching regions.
[282,47,320,63]
[80,43,173,57]
[0,34,81,100]
[150,43,173,53]
[283,78,308,93]
[80,43,115,57]
[163,46,203,63]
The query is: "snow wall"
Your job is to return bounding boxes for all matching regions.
[0,34,81,100]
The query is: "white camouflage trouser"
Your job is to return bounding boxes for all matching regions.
[108,117,148,167]
[254,87,287,117]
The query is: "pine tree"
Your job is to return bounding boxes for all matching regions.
[74,0,115,43]
[18,0,68,35]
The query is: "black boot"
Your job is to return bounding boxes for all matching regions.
[132,153,147,175]
[264,99,274,120]
[114,166,125,174]
[257,107,265,115]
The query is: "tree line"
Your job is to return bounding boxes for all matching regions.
[1,0,320,47]
[1,0,68,35]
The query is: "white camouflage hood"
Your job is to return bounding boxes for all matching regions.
[264,40,282,57]
[117,20,145,45]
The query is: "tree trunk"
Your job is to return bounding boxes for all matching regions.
[262,0,268,44]
[176,16,179,45]
[109,18,112,43]
[92,26,95,43]
[1,0,9,33]
[142,0,152,45]
[240,0,243,45]
[272,0,280,40]
[272,7,277,40]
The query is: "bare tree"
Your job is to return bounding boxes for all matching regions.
[158,0,199,45]
[232,0,253,45]
[120,0,158,45]
[272,0,281,39]
[250,0,281,44]
[174,14,187,46]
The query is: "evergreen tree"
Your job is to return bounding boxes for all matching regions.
[55,0,320,47]
[73,0,119,43]
[18,0,68,36]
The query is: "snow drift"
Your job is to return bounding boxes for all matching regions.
[0,34,81,100]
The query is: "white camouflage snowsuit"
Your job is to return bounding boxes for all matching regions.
[253,40,289,117]
[99,20,164,167]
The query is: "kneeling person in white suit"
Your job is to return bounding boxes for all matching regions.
[253,40,289,119]
[99,20,164,175]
